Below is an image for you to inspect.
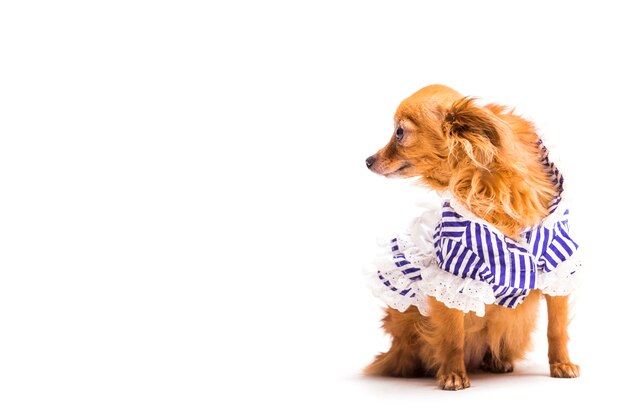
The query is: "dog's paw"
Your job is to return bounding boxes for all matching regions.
[550,362,580,378]
[481,358,514,374]
[438,372,470,391]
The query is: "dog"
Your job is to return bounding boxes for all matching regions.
[364,84,580,390]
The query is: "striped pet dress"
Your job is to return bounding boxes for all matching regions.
[366,143,580,317]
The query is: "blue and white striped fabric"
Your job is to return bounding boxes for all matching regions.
[368,141,580,315]
[432,201,577,308]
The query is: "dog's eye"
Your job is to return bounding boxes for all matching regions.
[396,126,404,141]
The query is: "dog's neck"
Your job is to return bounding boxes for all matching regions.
[448,165,557,238]
[423,175,449,190]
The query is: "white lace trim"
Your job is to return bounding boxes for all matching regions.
[365,207,498,317]
[365,207,580,317]
[536,252,582,295]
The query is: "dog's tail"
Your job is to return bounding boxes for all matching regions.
[364,307,429,377]
[363,348,424,378]
[363,351,394,376]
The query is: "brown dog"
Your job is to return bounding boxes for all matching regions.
[364,85,580,390]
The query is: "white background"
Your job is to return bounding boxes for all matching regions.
[1,1,624,415]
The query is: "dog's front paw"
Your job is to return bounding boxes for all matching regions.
[550,362,580,378]
[438,372,470,391]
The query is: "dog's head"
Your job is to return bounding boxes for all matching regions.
[366,84,513,191]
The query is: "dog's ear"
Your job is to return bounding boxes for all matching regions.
[442,98,508,168]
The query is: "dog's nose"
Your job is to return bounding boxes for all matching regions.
[365,156,377,169]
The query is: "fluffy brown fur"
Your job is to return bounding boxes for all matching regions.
[365,84,579,390]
